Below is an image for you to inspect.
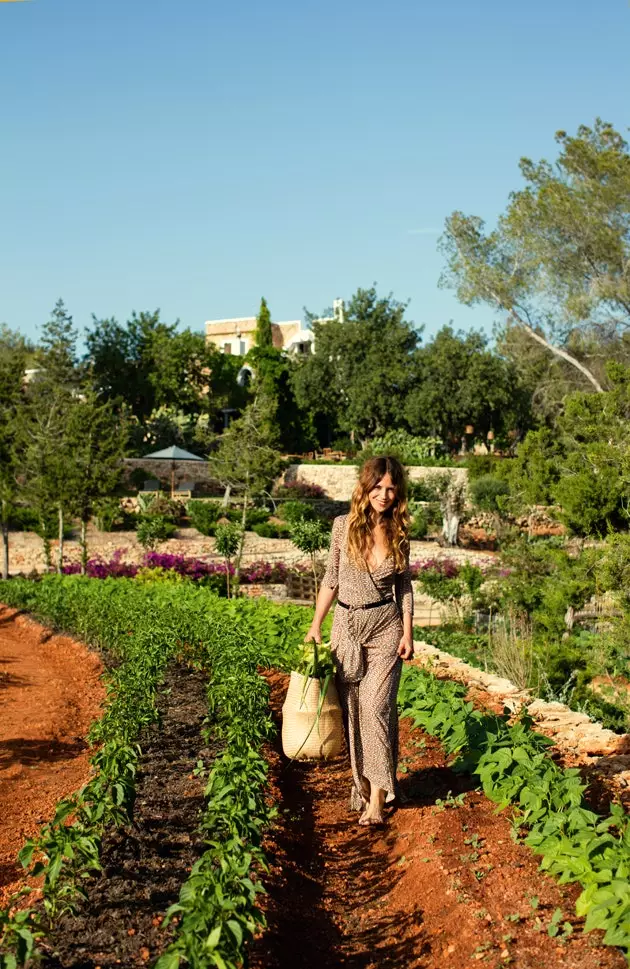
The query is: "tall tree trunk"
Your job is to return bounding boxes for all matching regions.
[57,504,64,574]
[225,557,231,599]
[1,510,9,581]
[311,552,319,600]
[441,508,461,547]
[235,476,249,583]
[507,307,605,393]
[80,516,88,575]
[41,516,52,573]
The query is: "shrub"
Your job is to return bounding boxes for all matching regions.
[136,516,177,550]
[93,498,123,532]
[409,508,428,540]
[61,549,139,578]
[276,500,317,523]
[465,454,513,482]
[187,500,221,536]
[9,506,73,539]
[273,480,327,499]
[240,560,289,584]
[470,475,510,514]
[364,430,445,465]
[251,521,290,539]
[407,479,440,502]
[554,458,624,537]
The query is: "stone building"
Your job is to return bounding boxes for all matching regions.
[205,317,313,356]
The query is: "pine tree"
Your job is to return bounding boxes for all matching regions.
[64,391,128,572]
[39,298,80,388]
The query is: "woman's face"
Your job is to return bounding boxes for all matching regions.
[368,473,397,516]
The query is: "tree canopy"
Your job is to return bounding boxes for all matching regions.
[292,287,420,444]
[440,120,630,395]
[405,326,530,444]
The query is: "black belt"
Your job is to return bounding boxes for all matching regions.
[338,596,394,611]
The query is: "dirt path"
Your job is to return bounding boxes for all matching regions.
[0,605,105,908]
[252,671,626,969]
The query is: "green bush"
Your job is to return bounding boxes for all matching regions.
[554,456,624,537]
[251,521,290,539]
[470,474,510,514]
[407,480,440,502]
[93,498,123,532]
[364,430,446,465]
[9,506,73,539]
[465,454,513,482]
[409,508,428,540]
[276,500,317,524]
[187,500,221,536]
[136,515,177,550]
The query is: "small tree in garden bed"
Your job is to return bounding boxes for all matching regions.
[136,515,177,550]
[209,395,285,579]
[289,518,331,598]
[215,522,242,598]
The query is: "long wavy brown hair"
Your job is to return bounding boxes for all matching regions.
[347,456,410,573]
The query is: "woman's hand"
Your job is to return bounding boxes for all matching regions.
[305,624,322,644]
[397,634,413,660]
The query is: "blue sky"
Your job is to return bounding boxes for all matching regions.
[1,0,628,348]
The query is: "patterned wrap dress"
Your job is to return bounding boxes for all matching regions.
[321,514,414,810]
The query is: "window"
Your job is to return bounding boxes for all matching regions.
[223,342,232,354]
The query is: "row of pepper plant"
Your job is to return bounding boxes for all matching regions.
[0,577,308,969]
[398,666,630,959]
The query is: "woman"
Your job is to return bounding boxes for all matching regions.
[305,456,414,827]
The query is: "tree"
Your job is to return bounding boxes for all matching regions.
[0,327,29,578]
[17,385,74,572]
[405,326,530,445]
[87,311,246,436]
[63,391,128,573]
[508,363,630,536]
[214,523,241,598]
[19,302,83,571]
[440,120,630,395]
[254,297,274,348]
[289,518,330,598]
[208,396,285,578]
[246,298,315,453]
[38,299,81,388]
[433,473,467,546]
[292,287,420,445]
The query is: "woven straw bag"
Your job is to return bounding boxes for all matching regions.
[281,671,344,760]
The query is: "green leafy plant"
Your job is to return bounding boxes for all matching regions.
[187,499,221,536]
[136,515,177,550]
[215,522,242,598]
[288,518,331,597]
[398,664,630,957]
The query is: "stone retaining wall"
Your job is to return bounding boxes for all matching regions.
[282,464,467,501]
[412,639,630,788]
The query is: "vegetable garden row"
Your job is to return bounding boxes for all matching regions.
[0,576,629,967]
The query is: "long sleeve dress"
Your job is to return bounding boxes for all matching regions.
[321,514,414,809]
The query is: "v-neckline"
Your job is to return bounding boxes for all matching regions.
[367,552,392,574]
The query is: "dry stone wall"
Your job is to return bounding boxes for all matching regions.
[282,464,467,501]
[412,638,630,791]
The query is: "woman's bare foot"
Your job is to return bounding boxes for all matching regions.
[359,785,385,826]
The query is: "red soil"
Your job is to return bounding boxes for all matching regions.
[0,604,105,908]
[252,670,625,969]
